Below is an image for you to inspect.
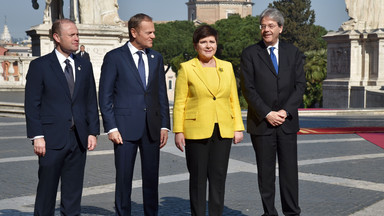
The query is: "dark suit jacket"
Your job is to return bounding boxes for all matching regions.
[240,41,306,135]
[25,51,100,149]
[76,51,90,61]
[99,43,170,141]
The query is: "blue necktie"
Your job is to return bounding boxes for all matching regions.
[270,47,278,74]
[64,59,75,97]
[136,51,146,88]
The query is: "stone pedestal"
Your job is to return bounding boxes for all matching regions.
[26,23,129,85]
[322,29,384,108]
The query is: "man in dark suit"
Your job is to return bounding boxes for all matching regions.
[76,45,90,61]
[240,8,306,216]
[25,19,100,215]
[99,13,170,216]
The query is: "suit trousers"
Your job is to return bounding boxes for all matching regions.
[185,124,232,216]
[34,128,86,216]
[114,125,160,216]
[251,127,301,216]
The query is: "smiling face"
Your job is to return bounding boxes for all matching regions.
[130,20,156,50]
[260,16,283,47]
[194,35,217,62]
[53,21,79,57]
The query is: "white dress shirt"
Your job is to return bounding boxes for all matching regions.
[266,40,279,66]
[128,42,148,85]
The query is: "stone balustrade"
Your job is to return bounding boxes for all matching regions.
[0,56,36,89]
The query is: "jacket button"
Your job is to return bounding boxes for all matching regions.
[213,97,216,100]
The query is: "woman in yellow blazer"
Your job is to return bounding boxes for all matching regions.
[173,25,244,216]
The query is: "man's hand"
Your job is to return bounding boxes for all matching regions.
[87,135,97,151]
[160,129,168,149]
[108,131,123,144]
[175,132,185,152]
[266,110,286,127]
[33,137,46,157]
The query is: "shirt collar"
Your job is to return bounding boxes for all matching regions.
[265,40,279,50]
[55,49,74,64]
[128,42,146,56]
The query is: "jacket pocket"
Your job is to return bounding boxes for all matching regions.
[185,111,197,120]
[41,116,55,124]
[114,108,132,116]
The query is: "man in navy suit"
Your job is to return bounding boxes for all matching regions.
[76,45,90,62]
[25,19,100,215]
[240,8,306,216]
[99,13,170,216]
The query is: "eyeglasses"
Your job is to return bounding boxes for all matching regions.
[259,24,278,30]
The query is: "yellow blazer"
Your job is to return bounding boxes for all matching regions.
[173,57,244,139]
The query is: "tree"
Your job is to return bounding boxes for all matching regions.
[270,0,327,52]
[213,14,260,75]
[303,49,327,108]
[153,21,196,73]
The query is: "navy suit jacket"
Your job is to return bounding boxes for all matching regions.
[25,51,100,149]
[99,43,170,141]
[240,41,306,135]
[76,51,90,61]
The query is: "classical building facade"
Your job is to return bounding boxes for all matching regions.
[186,0,254,24]
[322,0,384,108]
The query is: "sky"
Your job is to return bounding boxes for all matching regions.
[1,0,349,39]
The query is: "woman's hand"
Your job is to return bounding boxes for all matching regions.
[233,131,243,144]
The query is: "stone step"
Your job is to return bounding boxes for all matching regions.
[0,102,25,118]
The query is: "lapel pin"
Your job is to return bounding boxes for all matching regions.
[219,67,223,72]
[78,66,81,71]
[151,55,154,59]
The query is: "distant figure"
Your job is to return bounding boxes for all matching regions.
[76,45,90,61]
[24,19,99,215]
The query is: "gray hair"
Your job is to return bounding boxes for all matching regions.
[260,8,284,27]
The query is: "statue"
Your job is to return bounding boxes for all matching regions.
[32,0,64,24]
[78,0,123,25]
[32,0,123,26]
[341,0,384,31]
[32,0,39,9]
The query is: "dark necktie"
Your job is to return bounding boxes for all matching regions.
[64,59,75,97]
[136,51,146,88]
[270,47,278,74]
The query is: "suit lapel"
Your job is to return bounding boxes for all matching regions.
[192,57,216,97]
[49,52,72,99]
[72,55,82,100]
[215,57,223,94]
[146,49,155,89]
[124,44,146,90]
[257,41,278,77]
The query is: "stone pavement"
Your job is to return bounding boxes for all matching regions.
[1,91,384,215]
[1,113,384,215]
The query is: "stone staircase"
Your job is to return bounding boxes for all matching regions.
[0,102,25,118]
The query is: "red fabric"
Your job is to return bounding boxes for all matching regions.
[298,127,384,134]
[357,133,384,149]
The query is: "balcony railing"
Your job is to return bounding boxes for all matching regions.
[0,56,36,89]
